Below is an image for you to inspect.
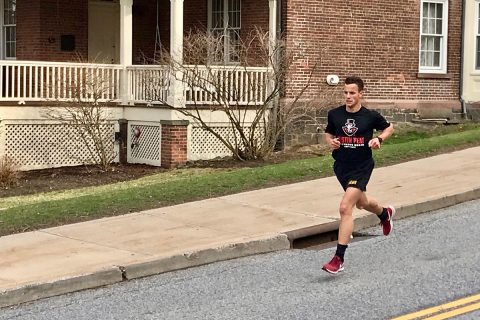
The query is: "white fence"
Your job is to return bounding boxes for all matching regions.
[0,61,270,105]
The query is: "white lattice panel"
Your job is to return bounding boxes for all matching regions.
[127,122,161,166]
[188,124,264,161]
[3,122,115,170]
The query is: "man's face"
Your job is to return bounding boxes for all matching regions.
[344,83,363,108]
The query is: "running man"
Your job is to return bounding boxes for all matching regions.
[322,76,395,274]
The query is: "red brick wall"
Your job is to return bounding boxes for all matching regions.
[156,2,170,57]
[241,0,269,66]
[132,0,165,64]
[161,123,188,168]
[282,0,462,105]
[242,1,269,38]
[185,0,208,32]
[16,0,41,60]
[17,0,88,62]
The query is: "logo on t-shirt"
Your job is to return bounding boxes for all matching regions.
[342,119,358,136]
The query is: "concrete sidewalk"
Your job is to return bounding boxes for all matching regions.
[2,147,480,308]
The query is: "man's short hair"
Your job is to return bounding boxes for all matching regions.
[345,76,364,92]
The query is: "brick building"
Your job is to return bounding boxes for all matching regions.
[0,0,474,169]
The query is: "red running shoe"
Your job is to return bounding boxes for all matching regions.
[381,205,396,236]
[322,255,344,274]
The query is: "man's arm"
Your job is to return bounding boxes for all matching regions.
[368,123,394,149]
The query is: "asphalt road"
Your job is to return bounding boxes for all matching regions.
[1,200,480,320]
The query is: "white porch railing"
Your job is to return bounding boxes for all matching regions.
[183,65,270,105]
[127,65,170,103]
[0,61,122,102]
[0,61,270,105]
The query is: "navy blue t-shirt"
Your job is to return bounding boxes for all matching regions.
[325,105,390,163]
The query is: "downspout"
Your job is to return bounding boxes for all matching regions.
[271,0,283,151]
[277,0,283,150]
[460,0,467,117]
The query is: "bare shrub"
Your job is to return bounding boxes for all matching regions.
[43,59,116,170]
[0,155,18,188]
[282,87,344,135]
[146,27,327,161]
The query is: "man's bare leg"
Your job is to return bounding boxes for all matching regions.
[356,192,382,215]
[338,187,364,245]
[356,192,395,236]
[322,187,363,273]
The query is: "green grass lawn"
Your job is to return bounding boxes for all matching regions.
[1,122,480,236]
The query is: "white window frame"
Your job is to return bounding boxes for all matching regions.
[476,0,480,70]
[418,0,448,73]
[0,0,16,60]
[207,0,241,64]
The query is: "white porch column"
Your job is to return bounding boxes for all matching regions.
[120,0,133,105]
[268,0,278,61]
[268,0,278,102]
[167,0,186,109]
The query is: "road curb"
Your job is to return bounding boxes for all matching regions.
[0,267,123,309]
[123,234,291,280]
[353,187,480,232]
[282,188,480,243]
[0,235,290,309]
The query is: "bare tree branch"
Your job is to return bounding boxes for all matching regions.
[145,27,330,161]
[42,60,116,170]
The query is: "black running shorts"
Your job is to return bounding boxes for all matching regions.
[333,158,374,192]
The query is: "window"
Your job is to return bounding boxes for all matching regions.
[419,0,448,73]
[2,0,16,59]
[476,1,480,69]
[208,0,241,63]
